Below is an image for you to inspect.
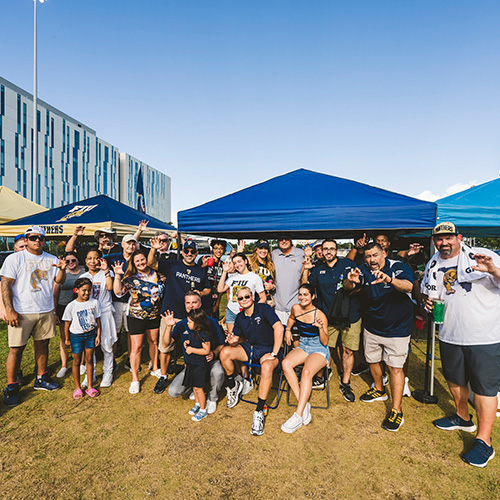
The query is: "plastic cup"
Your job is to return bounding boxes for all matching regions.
[432,299,445,324]
[415,316,425,330]
[206,257,215,267]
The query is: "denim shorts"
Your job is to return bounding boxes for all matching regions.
[225,307,239,325]
[70,329,97,354]
[298,335,330,361]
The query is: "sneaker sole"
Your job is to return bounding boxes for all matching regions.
[463,449,495,468]
[361,395,388,403]
[250,429,264,436]
[281,423,302,434]
[434,423,477,433]
[342,394,356,403]
[33,386,61,392]
[382,416,404,432]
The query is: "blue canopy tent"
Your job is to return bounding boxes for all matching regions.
[437,177,500,237]
[0,194,175,239]
[178,169,437,238]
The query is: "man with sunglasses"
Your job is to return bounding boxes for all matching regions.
[2,226,67,406]
[148,239,211,382]
[220,286,284,436]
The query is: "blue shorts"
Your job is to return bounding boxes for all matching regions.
[240,341,283,365]
[298,335,330,362]
[70,329,97,354]
[225,308,239,324]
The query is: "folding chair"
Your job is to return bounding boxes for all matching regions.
[239,345,287,410]
[286,363,330,410]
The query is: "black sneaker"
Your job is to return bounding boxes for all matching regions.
[360,387,388,403]
[382,408,404,432]
[33,373,61,391]
[462,439,495,468]
[3,383,21,407]
[154,376,168,394]
[352,363,370,376]
[340,382,355,402]
[312,376,325,390]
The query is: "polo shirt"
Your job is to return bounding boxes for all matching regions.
[271,246,304,312]
[309,258,361,323]
[233,303,280,348]
[357,259,414,338]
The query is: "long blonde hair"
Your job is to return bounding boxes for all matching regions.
[249,248,275,278]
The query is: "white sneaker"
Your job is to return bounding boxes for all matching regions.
[150,369,161,378]
[371,375,389,390]
[281,412,303,434]
[403,377,411,397]
[303,402,312,425]
[79,364,86,375]
[226,380,243,408]
[129,381,140,394]
[56,367,67,378]
[81,373,97,389]
[206,400,217,414]
[250,410,265,436]
[242,378,254,395]
[189,392,195,400]
[100,373,113,388]
[148,361,153,370]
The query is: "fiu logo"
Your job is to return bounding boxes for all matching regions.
[57,204,98,222]
[443,269,457,295]
[30,269,47,291]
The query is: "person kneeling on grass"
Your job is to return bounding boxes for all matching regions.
[62,277,101,399]
[161,309,213,422]
[281,284,330,433]
[219,286,284,436]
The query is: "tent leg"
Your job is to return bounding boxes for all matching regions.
[412,320,438,404]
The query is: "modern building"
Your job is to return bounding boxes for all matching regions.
[0,76,171,222]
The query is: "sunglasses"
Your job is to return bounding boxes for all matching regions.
[66,258,77,263]
[28,235,45,241]
[237,294,252,301]
[158,239,169,243]
[184,248,196,254]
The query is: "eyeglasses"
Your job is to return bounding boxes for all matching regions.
[237,294,252,301]
[322,247,337,252]
[28,235,45,241]
[66,258,77,263]
[184,248,196,255]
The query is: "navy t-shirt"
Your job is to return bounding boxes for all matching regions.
[309,257,361,324]
[158,260,209,318]
[233,302,280,348]
[357,259,414,337]
[171,324,210,366]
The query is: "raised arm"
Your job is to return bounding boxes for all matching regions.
[133,219,149,242]
[147,236,161,270]
[160,311,176,349]
[112,261,127,296]
[65,225,85,253]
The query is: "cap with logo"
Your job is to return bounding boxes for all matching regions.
[432,222,458,236]
[183,240,198,251]
[255,239,270,249]
[25,226,46,237]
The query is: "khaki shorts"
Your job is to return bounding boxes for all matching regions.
[328,319,362,351]
[8,311,56,348]
[158,315,176,354]
[363,329,410,369]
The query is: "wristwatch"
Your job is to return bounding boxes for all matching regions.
[270,352,277,358]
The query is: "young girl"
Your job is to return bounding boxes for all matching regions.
[81,249,117,388]
[62,277,101,399]
[162,308,212,422]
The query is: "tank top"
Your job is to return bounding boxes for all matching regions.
[291,308,320,337]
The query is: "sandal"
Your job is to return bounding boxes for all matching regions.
[73,389,84,400]
[85,387,99,398]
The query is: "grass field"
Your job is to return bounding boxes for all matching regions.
[0,322,499,500]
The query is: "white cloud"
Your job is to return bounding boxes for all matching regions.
[417,181,478,202]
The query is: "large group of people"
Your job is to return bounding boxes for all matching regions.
[1,221,499,467]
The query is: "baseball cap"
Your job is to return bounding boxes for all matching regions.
[313,239,324,248]
[432,222,458,236]
[255,239,270,249]
[183,240,198,251]
[122,234,137,243]
[25,226,45,237]
[94,227,116,240]
[14,234,25,242]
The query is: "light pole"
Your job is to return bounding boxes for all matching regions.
[33,0,45,203]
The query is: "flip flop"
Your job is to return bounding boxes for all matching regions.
[73,389,84,400]
[85,387,99,398]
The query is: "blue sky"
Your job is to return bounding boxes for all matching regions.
[2,1,500,221]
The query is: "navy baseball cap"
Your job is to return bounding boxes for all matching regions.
[183,240,198,251]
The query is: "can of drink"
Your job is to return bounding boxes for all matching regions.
[433,299,445,324]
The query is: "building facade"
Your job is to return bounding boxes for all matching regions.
[0,76,171,222]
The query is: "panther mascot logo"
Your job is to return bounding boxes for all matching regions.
[30,269,48,291]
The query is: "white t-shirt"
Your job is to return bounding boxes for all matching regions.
[225,272,265,315]
[80,270,114,313]
[428,249,500,345]
[62,298,101,334]
[0,250,59,314]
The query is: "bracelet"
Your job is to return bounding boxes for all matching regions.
[389,276,393,284]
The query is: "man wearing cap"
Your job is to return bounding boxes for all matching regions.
[271,237,306,324]
[200,239,227,319]
[148,238,211,384]
[421,222,500,467]
[1,226,66,406]
[312,240,325,265]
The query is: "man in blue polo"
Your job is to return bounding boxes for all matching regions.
[344,242,414,432]
[301,239,361,402]
[219,286,284,436]
[148,238,211,383]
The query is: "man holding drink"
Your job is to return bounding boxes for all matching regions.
[421,222,500,468]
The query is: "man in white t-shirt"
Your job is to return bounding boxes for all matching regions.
[1,226,66,407]
[422,222,500,468]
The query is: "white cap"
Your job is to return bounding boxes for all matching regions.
[25,225,46,237]
[122,234,137,243]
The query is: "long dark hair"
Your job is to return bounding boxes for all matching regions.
[187,308,213,344]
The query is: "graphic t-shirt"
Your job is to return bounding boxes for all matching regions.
[80,270,114,313]
[422,249,500,345]
[225,272,265,315]
[62,298,101,334]
[120,271,165,320]
[0,250,59,314]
